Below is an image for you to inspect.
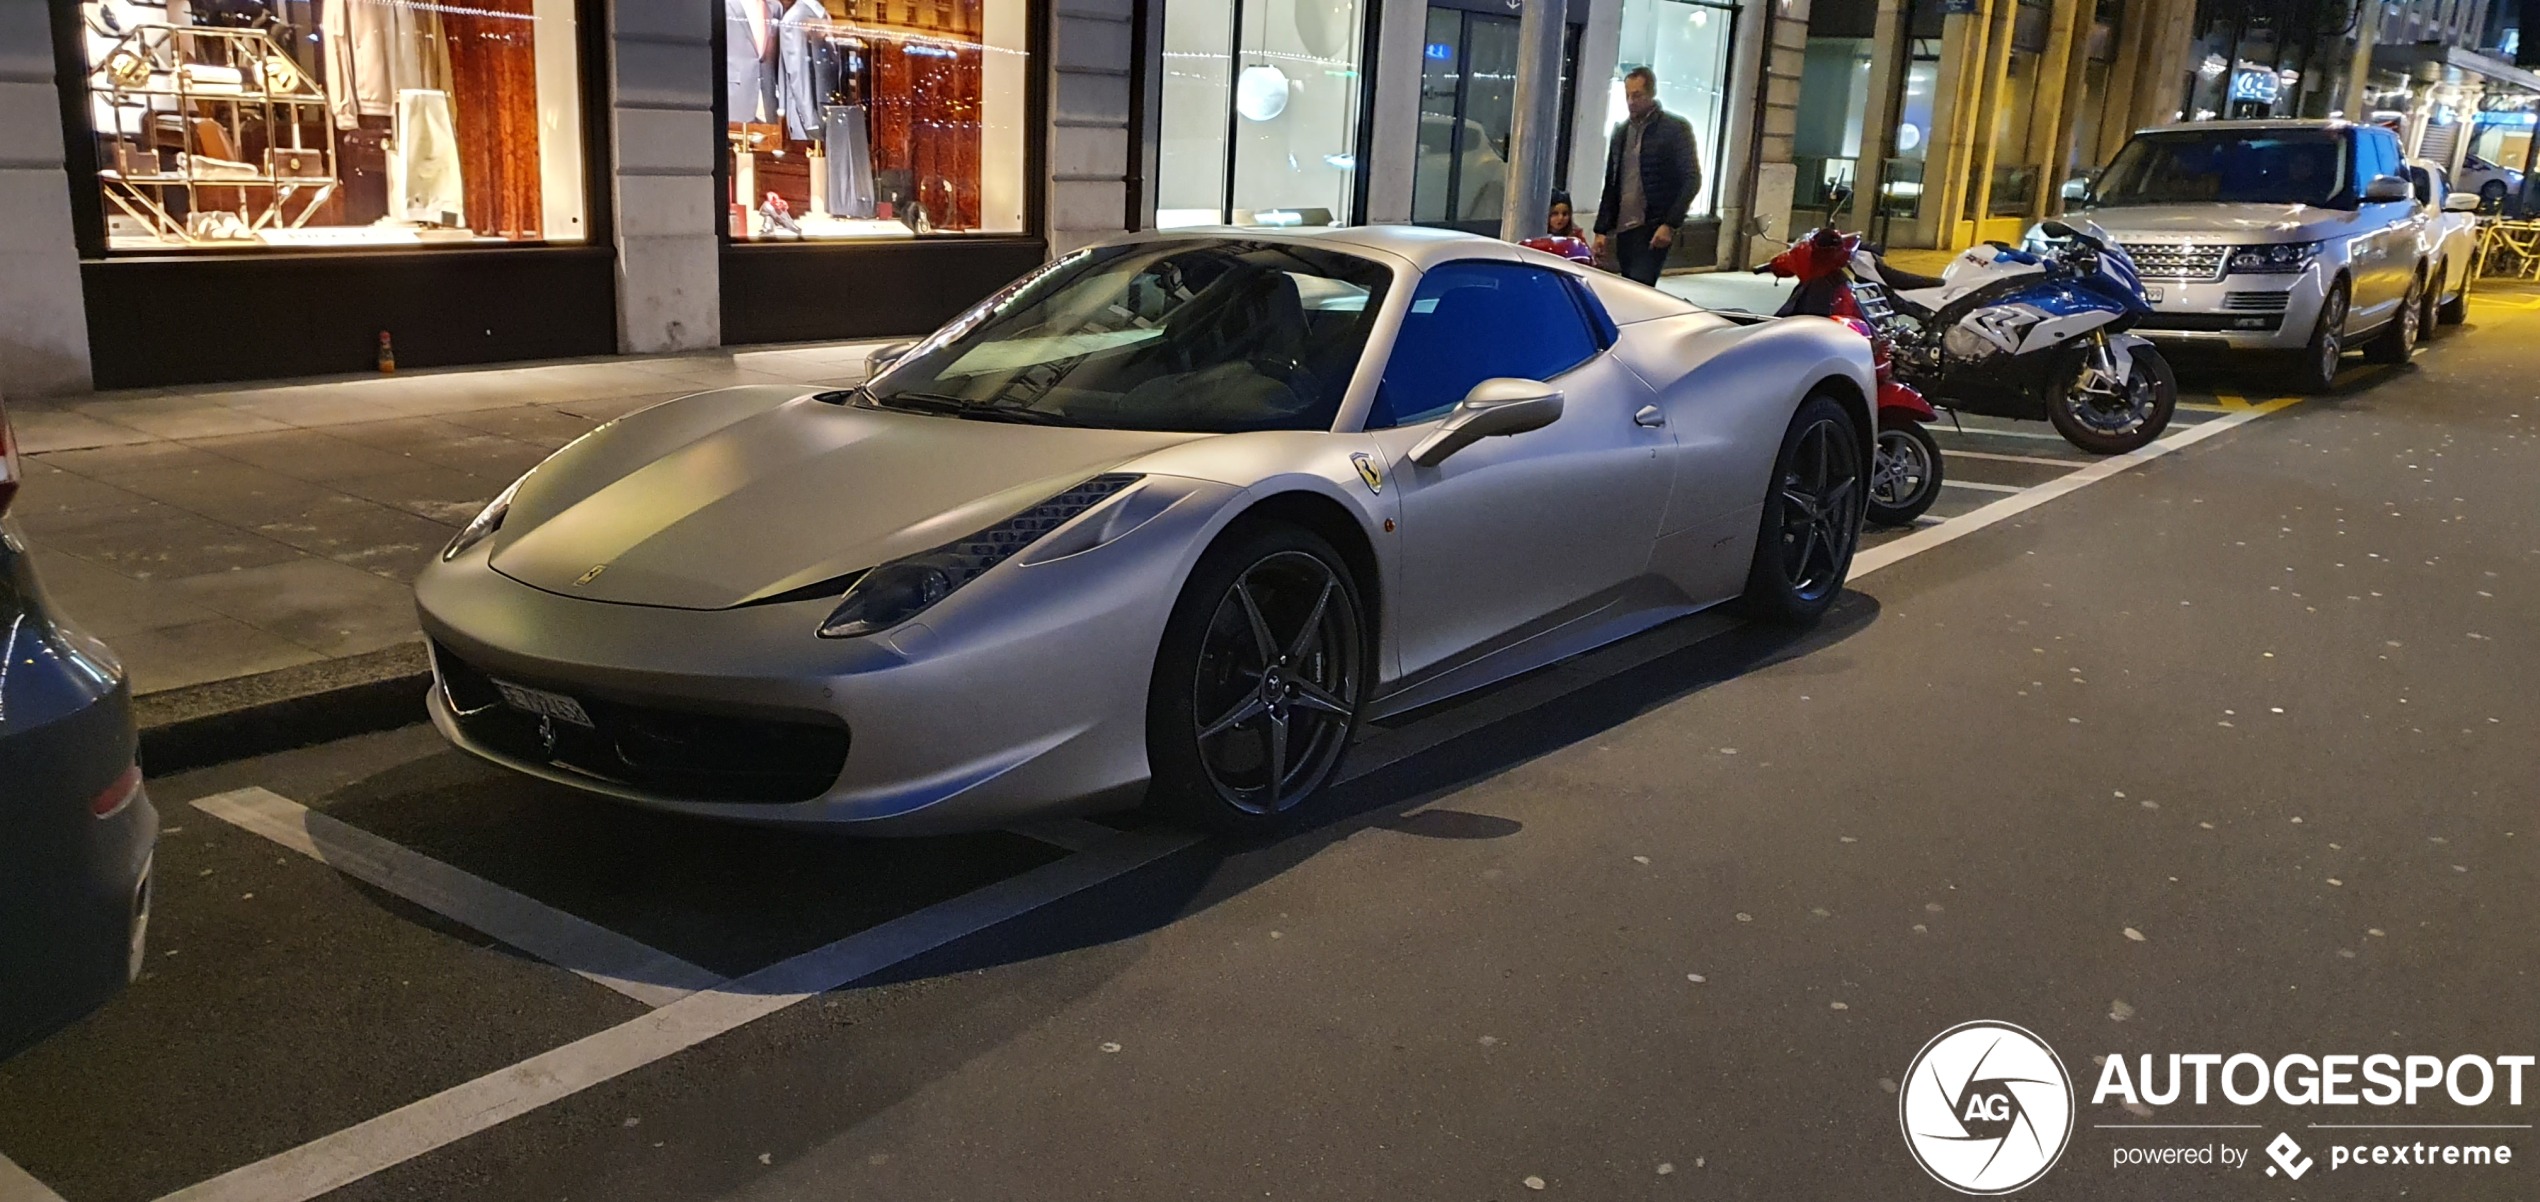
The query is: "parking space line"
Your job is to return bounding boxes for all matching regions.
[191,788,725,1009]
[1942,479,2026,493]
[154,827,1201,1202]
[1937,425,2076,442]
[1852,396,2298,579]
[1944,449,2085,468]
[0,1152,67,1202]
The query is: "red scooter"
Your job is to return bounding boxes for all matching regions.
[1759,226,1944,526]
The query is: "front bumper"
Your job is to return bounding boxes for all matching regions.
[2130,267,2327,352]
[416,479,1239,834]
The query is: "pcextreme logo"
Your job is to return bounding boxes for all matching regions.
[1900,1021,2076,1194]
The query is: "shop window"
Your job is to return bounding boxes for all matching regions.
[1157,0,1372,228]
[1609,0,1736,218]
[71,0,588,252]
[724,0,1028,240]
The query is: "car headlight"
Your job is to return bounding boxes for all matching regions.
[816,474,1140,638]
[2226,241,2320,274]
[442,477,523,561]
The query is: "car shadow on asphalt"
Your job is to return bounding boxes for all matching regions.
[855,589,1884,991]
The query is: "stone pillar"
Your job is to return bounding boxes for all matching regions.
[1835,0,1909,231]
[2094,0,2150,156]
[1918,0,1989,245]
[1049,0,1138,253]
[610,0,721,354]
[1,5,94,395]
[1962,0,2019,235]
[2029,0,2088,217]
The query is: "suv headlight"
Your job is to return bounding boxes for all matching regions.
[442,477,523,561]
[817,474,1140,638]
[2227,241,2320,274]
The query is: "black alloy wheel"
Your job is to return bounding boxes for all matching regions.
[1740,393,1864,623]
[1149,524,1365,833]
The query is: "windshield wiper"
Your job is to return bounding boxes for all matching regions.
[870,389,1071,426]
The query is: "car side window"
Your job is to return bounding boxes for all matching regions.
[2409,164,2436,206]
[1372,262,1601,429]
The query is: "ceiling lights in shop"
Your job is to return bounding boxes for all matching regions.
[1237,64,1291,120]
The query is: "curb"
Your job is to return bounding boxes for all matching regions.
[136,642,433,775]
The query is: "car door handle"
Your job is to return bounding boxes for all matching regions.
[1634,405,1666,428]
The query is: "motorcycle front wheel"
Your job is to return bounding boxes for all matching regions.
[1866,417,1943,526]
[2050,341,2176,455]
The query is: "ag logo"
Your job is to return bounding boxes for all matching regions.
[1899,1021,2074,1194]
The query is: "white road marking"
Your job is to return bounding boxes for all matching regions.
[1935,425,2075,442]
[1943,449,2085,468]
[1852,397,2295,579]
[1941,479,2027,494]
[192,788,723,1008]
[0,1152,66,1202]
[153,828,1200,1202]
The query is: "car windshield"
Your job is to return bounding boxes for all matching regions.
[855,239,1392,433]
[2091,130,2349,208]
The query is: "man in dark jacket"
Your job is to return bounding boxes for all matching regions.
[1593,67,1702,285]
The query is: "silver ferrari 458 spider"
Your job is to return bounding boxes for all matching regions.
[417,226,1875,834]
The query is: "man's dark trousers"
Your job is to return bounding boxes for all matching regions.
[1613,226,1669,284]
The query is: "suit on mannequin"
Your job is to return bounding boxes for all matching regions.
[777,0,831,141]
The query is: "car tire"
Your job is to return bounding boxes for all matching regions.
[1738,392,1864,625]
[1146,521,1367,836]
[2291,280,2349,394]
[2364,271,2422,365]
[2439,281,2468,325]
[1865,416,1942,527]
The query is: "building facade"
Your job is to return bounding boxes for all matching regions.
[17,0,1778,397]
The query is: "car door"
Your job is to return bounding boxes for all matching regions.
[1362,261,1674,680]
[2353,128,2415,321]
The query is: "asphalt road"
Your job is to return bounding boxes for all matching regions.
[4,295,2537,1202]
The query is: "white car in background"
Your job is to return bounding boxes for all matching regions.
[2407,159,2478,331]
[2456,154,2523,212]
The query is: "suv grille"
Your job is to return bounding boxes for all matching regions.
[432,641,850,804]
[2222,291,2291,312]
[2122,242,2229,281]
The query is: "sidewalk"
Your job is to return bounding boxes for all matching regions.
[10,341,894,698]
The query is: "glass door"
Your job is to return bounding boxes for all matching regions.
[1412,7,1580,232]
[1158,0,1372,227]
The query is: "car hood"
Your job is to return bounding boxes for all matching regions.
[2078,203,2365,242]
[489,393,1207,609]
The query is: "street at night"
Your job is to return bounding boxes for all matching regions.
[4,292,2535,1199]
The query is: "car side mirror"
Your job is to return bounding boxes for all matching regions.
[2445,192,2482,213]
[1408,378,1565,467]
[866,340,920,378]
[2364,175,2413,203]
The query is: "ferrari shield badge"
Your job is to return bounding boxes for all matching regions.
[575,563,609,586]
[1351,453,1384,495]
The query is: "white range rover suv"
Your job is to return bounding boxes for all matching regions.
[2066,120,2429,392]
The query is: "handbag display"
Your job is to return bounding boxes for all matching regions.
[265,147,327,181]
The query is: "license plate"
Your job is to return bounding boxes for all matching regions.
[494,680,594,728]
[2141,285,2165,303]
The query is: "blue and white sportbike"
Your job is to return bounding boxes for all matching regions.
[1849,219,2177,455]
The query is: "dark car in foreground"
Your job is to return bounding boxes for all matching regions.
[0,393,155,1059]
